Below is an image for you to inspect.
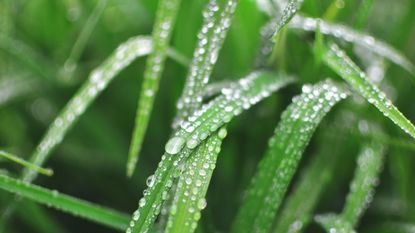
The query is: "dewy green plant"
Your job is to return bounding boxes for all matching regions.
[1,0,415,233]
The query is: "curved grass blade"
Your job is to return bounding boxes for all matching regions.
[271,0,304,40]
[125,71,293,233]
[321,42,415,140]
[0,174,129,230]
[0,150,53,176]
[62,0,109,81]
[21,36,152,183]
[173,0,238,128]
[273,143,339,233]
[127,0,182,177]
[315,142,385,232]
[290,16,415,74]
[231,80,347,233]
[165,128,227,233]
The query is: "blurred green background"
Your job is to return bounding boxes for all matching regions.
[0,0,414,232]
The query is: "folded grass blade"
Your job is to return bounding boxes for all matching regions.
[127,0,182,177]
[21,36,152,183]
[321,42,415,140]
[231,80,347,233]
[173,0,238,127]
[165,128,226,233]
[0,174,129,230]
[0,150,53,176]
[315,143,385,232]
[126,71,293,233]
[290,16,415,74]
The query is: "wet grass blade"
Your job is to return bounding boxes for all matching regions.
[165,128,227,233]
[62,0,109,81]
[273,143,339,233]
[321,42,415,140]
[125,71,293,233]
[290,16,415,74]
[127,0,182,177]
[271,0,304,40]
[173,0,238,127]
[0,150,53,176]
[315,142,385,232]
[231,80,347,233]
[0,174,129,230]
[21,36,152,184]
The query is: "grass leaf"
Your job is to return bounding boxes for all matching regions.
[126,71,293,233]
[0,150,53,176]
[127,0,182,177]
[21,36,153,183]
[0,174,129,230]
[321,42,415,140]
[173,0,238,127]
[290,16,415,74]
[165,128,226,233]
[271,0,304,40]
[231,80,347,233]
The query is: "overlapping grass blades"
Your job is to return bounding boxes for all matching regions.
[21,36,153,183]
[173,0,238,127]
[231,80,347,233]
[127,0,182,177]
[125,71,293,233]
[0,150,53,176]
[290,16,415,74]
[321,42,415,140]
[316,143,385,232]
[165,128,226,233]
[0,174,129,230]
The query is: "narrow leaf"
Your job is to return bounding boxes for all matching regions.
[173,0,238,127]
[0,150,53,176]
[0,174,129,230]
[315,214,356,233]
[127,0,182,177]
[231,80,347,233]
[21,36,152,183]
[290,16,415,74]
[125,71,293,233]
[271,0,304,40]
[165,128,227,233]
[321,42,415,140]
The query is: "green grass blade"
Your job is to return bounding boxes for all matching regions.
[341,143,385,226]
[316,142,385,232]
[173,0,238,128]
[21,36,152,183]
[321,42,415,140]
[273,143,339,233]
[127,0,182,177]
[125,71,293,233]
[62,0,109,81]
[165,128,226,233]
[290,16,415,74]
[271,0,304,40]
[231,80,347,233]
[0,150,53,176]
[0,174,129,230]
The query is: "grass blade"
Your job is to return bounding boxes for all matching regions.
[271,0,304,40]
[231,80,347,233]
[173,0,238,127]
[21,36,152,183]
[127,0,182,177]
[62,0,109,81]
[125,71,293,233]
[0,150,53,176]
[0,174,129,230]
[321,42,415,140]
[290,16,415,74]
[165,128,227,233]
[315,142,385,232]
